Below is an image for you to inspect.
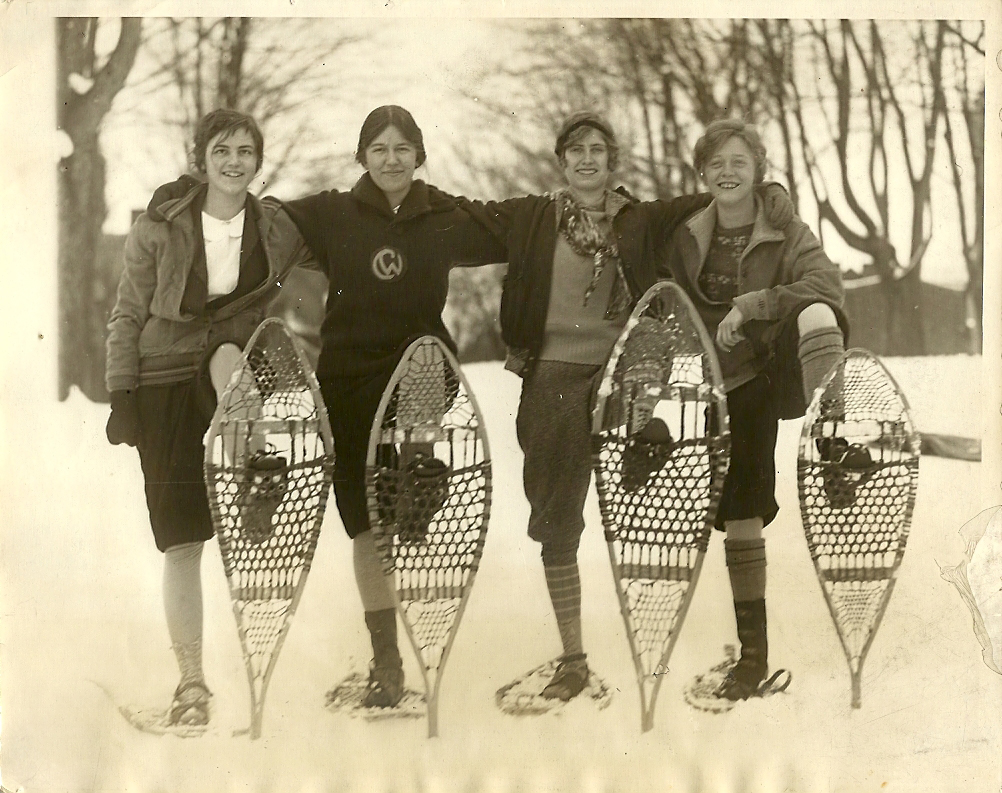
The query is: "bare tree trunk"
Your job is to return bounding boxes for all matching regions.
[793,20,960,354]
[965,90,985,352]
[885,269,925,356]
[218,17,251,109]
[57,17,142,400]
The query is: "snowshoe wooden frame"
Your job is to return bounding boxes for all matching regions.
[365,335,491,737]
[591,281,730,732]
[204,318,335,739]
[798,348,919,708]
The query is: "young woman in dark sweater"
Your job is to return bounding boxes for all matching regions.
[279,106,507,706]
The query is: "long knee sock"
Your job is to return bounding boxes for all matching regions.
[798,326,845,407]
[724,538,767,602]
[353,530,395,612]
[544,562,583,658]
[163,541,205,687]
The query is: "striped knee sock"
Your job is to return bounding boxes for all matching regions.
[544,563,583,658]
[724,538,767,602]
[798,326,845,407]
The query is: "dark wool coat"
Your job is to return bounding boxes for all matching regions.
[282,173,507,380]
[455,189,711,375]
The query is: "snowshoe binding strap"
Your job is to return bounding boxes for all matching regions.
[168,680,212,727]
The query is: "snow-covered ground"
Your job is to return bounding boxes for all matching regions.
[1,356,999,793]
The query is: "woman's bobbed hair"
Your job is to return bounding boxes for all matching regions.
[192,108,264,174]
[692,118,767,184]
[355,105,427,167]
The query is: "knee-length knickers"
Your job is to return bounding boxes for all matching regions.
[714,374,780,531]
[516,361,602,566]
[136,378,217,552]
[321,368,395,539]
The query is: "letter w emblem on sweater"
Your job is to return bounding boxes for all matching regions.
[371,247,406,281]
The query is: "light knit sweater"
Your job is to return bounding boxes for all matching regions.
[538,209,625,365]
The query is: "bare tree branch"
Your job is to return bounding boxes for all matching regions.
[941,21,985,55]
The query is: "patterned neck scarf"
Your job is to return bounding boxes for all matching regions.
[553,189,632,320]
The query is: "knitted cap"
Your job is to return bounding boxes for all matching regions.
[554,111,617,158]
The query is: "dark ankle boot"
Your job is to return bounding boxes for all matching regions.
[719,598,768,701]
[362,608,404,707]
[541,652,589,702]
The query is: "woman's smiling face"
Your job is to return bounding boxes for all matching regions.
[204,128,258,199]
[561,128,611,197]
[363,125,418,204]
[703,135,757,212]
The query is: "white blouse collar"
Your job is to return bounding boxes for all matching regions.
[202,208,245,243]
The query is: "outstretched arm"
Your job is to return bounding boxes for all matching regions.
[649,193,713,278]
[449,194,530,254]
[280,192,339,271]
[446,198,516,268]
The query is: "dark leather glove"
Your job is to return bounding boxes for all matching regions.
[759,182,795,229]
[146,174,202,220]
[106,389,140,447]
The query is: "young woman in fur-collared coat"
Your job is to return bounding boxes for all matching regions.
[105,109,312,727]
[146,106,507,711]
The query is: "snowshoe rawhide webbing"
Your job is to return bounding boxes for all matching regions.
[591,281,730,733]
[204,318,335,739]
[366,336,491,738]
[798,349,919,708]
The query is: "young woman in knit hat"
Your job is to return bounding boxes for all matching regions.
[662,118,861,701]
[456,111,795,702]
